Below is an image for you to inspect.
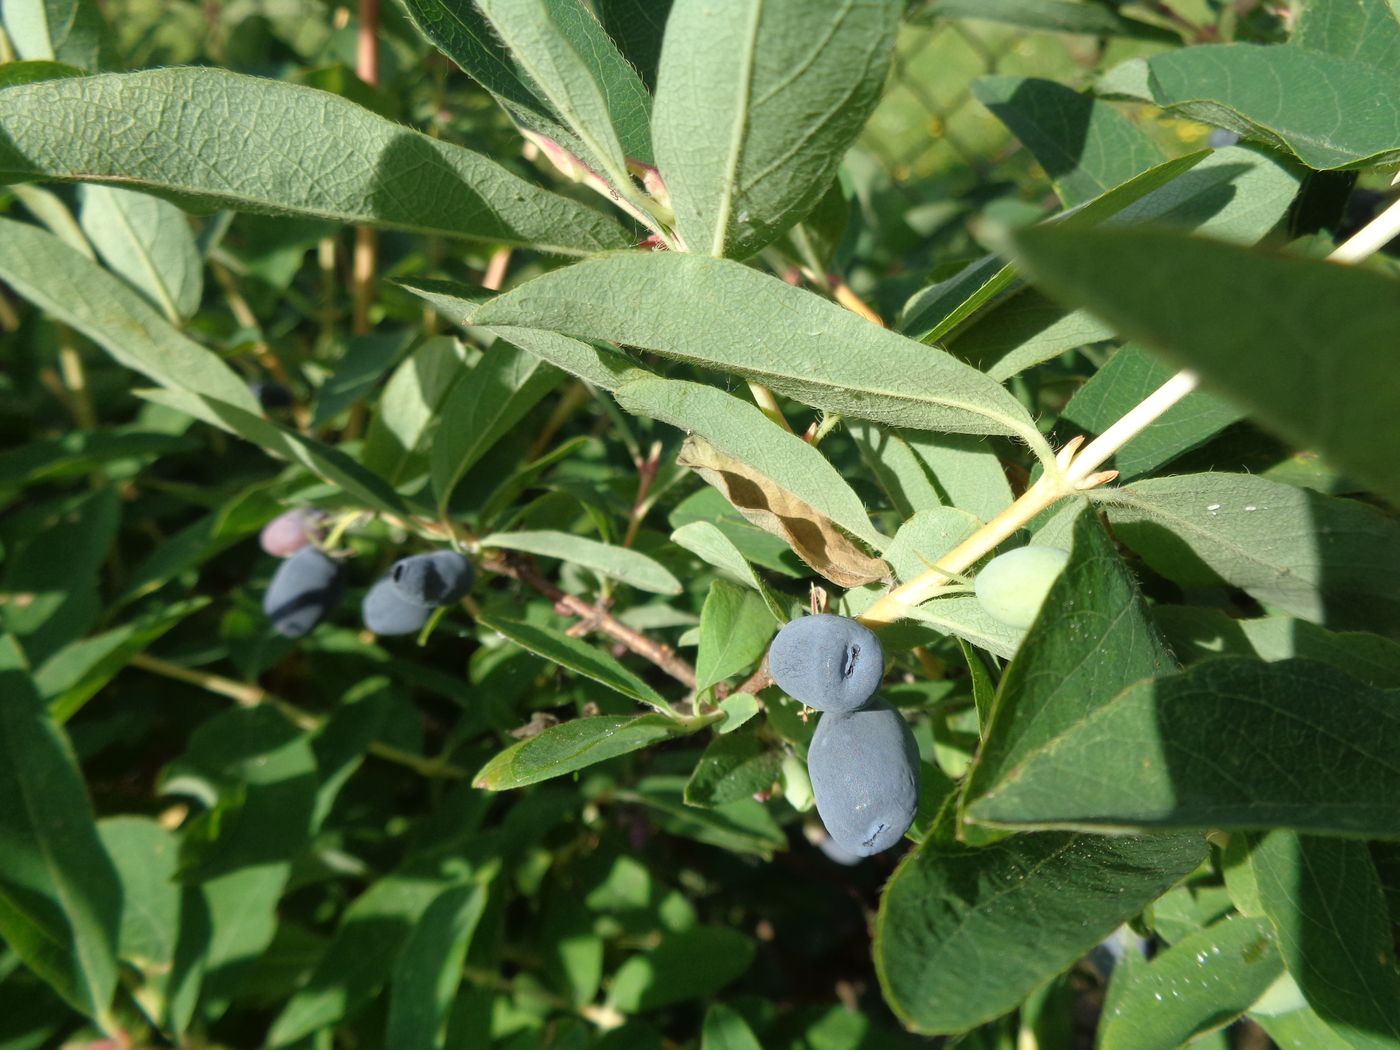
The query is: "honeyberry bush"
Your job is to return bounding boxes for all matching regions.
[3,0,1400,1046]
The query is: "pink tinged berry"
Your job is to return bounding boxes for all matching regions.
[260,510,313,558]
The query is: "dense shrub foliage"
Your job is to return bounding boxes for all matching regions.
[2,1,1400,1048]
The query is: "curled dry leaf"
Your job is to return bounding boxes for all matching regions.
[678,436,891,588]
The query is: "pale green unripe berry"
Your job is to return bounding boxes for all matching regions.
[974,546,1070,629]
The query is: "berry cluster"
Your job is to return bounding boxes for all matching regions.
[768,614,919,858]
[258,509,473,639]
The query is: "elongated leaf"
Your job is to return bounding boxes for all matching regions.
[0,429,194,489]
[922,0,1176,40]
[677,435,890,588]
[594,0,673,91]
[702,1002,763,1050]
[385,882,489,1050]
[474,714,695,790]
[849,423,1013,523]
[874,830,1205,1034]
[616,376,884,549]
[399,277,646,393]
[1251,832,1400,1049]
[477,0,652,171]
[429,340,560,513]
[1294,0,1400,67]
[38,597,208,724]
[0,217,258,411]
[694,580,774,693]
[1101,473,1400,634]
[361,336,468,485]
[669,520,780,603]
[142,388,410,516]
[1100,44,1400,169]
[194,863,287,1023]
[652,0,898,258]
[480,529,681,594]
[0,486,119,663]
[684,723,782,807]
[1099,915,1282,1050]
[899,152,1205,343]
[1013,225,1400,508]
[973,76,1164,208]
[399,0,571,148]
[963,509,1175,812]
[0,635,120,1024]
[968,658,1400,837]
[97,817,184,1031]
[2,0,104,68]
[945,145,1301,379]
[267,870,459,1045]
[470,253,1045,447]
[627,775,785,856]
[78,184,202,322]
[607,926,755,1012]
[1062,346,1241,478]
[475,609,671,711]
[0,68,631,254]
[311,329,415,429]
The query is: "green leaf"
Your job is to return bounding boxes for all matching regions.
[669,521,788,622]
[470,253,1047,450]
[476,0,653,170]
[0,429,195,489]
[398,0,573,150]
[163,707,319,881]
[967,658,1400,837]
[474,714,697,790]
[0,217,258,411]
[2,0,104,68]
[1251,832,1400,1049]
[684,722,782,807]
[850,424,1013,523]
[267,869,460,1045]
[607,926,755,1012]
[1101,473,1400,634]
[1100,44,1400,170]
[1252,1004,1356,1050]
[0,68,631,254]
[0,486,119,663]
[311,329,415,429]
[142,387,410,517]
[97,817,185,1031]
[38,597,208,724]
[946,145,1302,380]
[1012,225,1400,509]
[1155,609,1400,689]
[963,509,1175,815]
[480,529,682,595]
[360,335,468,486]
[0,635,120,1025]
[474,610,671,712]
[899,151,1206,344]
[78,185,203,322]
[616,376,885,549]
[651,0,898,258]
[1294,0,1400,68]
[593,0,672,92]
[694,580,775,693]
[874,830,1205,1034]
[922,0,1176,40]
[702,1002,763,1050]
[1062,346,1242,479]
[194,863,288,1024]
[1098,915,1282,1050]
[385,882,489,1050]
[428,340,560,514]
[628,775,786,857]
[973,76,1165,208]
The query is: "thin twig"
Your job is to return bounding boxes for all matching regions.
[127,652,466,779]
[622,440,662,548]
[487,555,697,688]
